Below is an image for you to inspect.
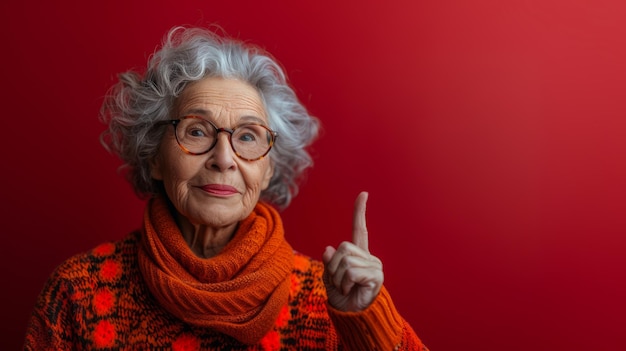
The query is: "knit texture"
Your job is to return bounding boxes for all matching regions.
[24,204,428,350]
[139,197,293,344]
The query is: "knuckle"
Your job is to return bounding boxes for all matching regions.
[344,269,359,282]
[337,241,352,252]
[340,255,358,269]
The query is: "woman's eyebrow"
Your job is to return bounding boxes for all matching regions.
[238,115,268,125]
[181,109,265,122]
[180,110,268,127]
[181,108,212,117]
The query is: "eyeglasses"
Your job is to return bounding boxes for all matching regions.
[156,116,278,161]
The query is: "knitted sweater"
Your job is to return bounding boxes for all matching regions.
[24,231,426,350]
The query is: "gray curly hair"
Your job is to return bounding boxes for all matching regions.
[100,26,319,209]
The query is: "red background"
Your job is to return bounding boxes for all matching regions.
[2,1,625,350]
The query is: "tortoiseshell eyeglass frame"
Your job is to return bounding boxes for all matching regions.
[154,115,278,161]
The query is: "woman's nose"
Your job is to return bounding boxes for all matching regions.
[208,133,237,171]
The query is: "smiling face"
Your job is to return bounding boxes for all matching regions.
[151,77,274,229]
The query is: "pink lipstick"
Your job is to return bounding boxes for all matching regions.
[200,184,239,196]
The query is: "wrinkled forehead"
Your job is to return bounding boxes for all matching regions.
[174,77,268,124]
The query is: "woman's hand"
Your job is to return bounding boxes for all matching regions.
[322,191,384,312]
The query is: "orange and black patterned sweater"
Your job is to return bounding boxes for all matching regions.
[24,231,426,350]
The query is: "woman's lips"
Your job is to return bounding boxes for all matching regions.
[200,184,239,196]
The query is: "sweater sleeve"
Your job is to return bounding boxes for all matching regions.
[23,266,77,351]
[327,286,427,351]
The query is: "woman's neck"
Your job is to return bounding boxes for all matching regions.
[175,214,239,258]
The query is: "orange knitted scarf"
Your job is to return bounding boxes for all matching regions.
[138,196,294,344]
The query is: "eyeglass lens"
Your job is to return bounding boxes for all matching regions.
[175,117,273,159]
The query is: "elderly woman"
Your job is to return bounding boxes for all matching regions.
[24,26,427,350]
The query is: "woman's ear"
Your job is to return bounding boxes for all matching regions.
[150,155,163,180]
[260,160,274,190]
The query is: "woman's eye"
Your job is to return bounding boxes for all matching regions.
[238,133,257,142]
[188,128,206,137]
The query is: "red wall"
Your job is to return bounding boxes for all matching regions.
[2,1,625,349]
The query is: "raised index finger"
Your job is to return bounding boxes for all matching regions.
[352,191,369,252]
